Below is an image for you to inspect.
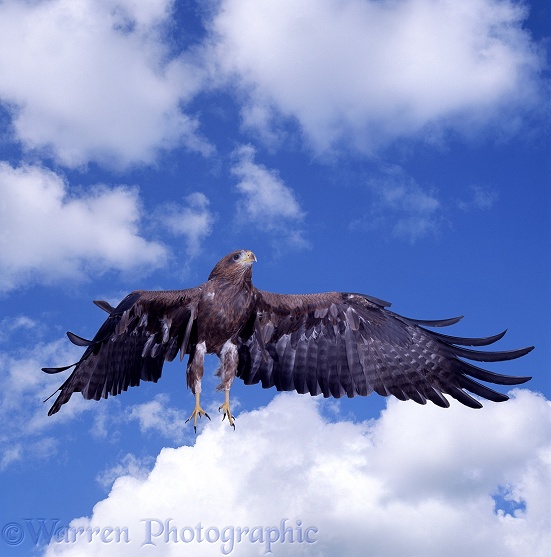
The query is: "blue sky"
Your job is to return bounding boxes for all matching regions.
[0,0,549,555]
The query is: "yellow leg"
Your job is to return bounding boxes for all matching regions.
[185,392,210,433]
[219,389,235,430]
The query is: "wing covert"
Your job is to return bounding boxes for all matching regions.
[236,290,533,408]
[43,288,201,415]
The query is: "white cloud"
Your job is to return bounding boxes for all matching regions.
[0,331,190,472]
[1,0,541,167]
[210,0,544,154]
[0,315,39,343]
[231,144,308,249]
[41,390,550,557]
[0,0,212,168]
[232,145,304,222]
[0,337,88,471]
[0,163,168,292]
[351,165,442,242]
[125,393,192,444]
[96,453,155,491]
[157,192,216,257]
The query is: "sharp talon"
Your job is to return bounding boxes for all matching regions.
[219,403,235,428]
[218,391,235,429]
[186,397,210,432]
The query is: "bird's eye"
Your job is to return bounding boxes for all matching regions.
[232,253,240,261]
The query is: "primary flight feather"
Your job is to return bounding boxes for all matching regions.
[43,249,533,429]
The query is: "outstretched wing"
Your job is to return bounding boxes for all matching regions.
[43,288,201,415]
[236,290,533,408]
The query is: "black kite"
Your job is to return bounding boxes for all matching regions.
[43,250,533,429]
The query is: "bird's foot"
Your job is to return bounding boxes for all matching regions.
[219,399,235,430]
[185,404,210,433]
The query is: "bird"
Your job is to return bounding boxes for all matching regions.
[43,249,533,430]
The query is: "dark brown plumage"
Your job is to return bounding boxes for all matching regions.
[43,249,533,428]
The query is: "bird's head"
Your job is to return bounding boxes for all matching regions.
[208,250,257,282]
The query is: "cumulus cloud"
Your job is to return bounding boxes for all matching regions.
[156,192,216,257]
[0,0,212,168]
[351,165,442,242]
[0,337,87,471]
[210,0,544,154]
[0,0,542,168]
[231,144,308,249]
[41,390,550,556]
[96,453,155,491]
[0,163,168,292]
[125,394,192,444]
[0,328,194,471]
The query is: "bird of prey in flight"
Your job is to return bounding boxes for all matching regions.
[43,250,533,430]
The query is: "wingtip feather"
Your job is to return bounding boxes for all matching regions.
[66,331,93,346]
[93,299,116,314]
[42,363,76,374]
